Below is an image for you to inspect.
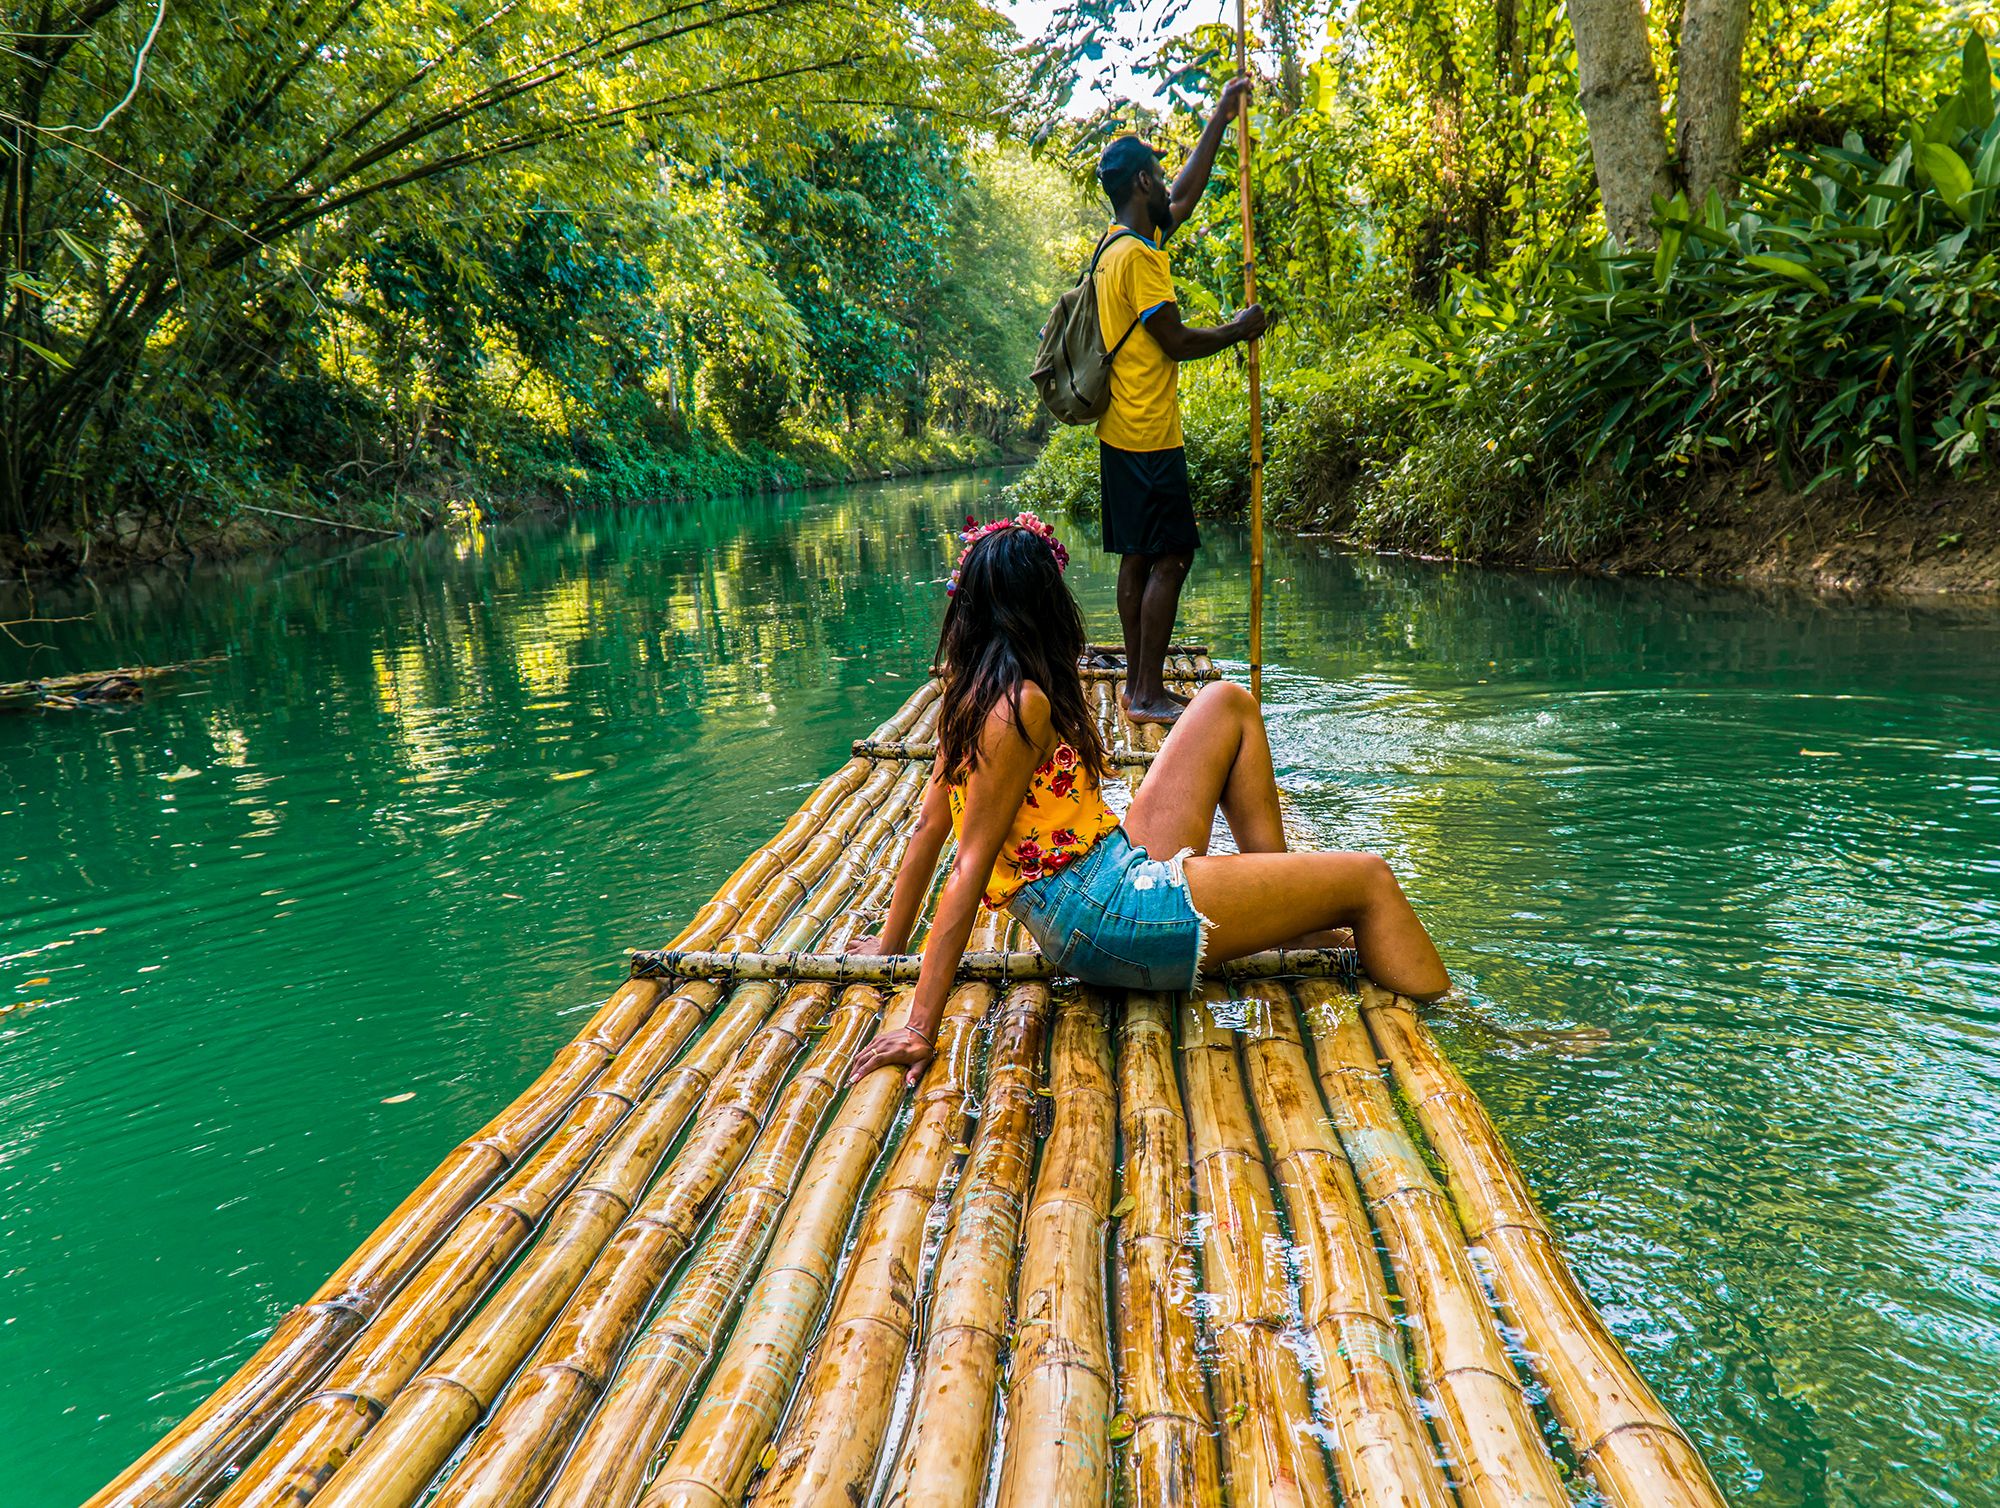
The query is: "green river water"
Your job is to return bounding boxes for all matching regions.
[3,473,1997,1506]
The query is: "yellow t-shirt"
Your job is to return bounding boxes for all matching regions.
[1092,226,1183,452]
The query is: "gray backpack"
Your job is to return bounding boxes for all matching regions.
[1030,229,1146,425]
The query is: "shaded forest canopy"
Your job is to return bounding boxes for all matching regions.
[6,0,2000,578]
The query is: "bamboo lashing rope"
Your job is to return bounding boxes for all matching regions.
[1235,0,1265,703]
[629,944,1360,986]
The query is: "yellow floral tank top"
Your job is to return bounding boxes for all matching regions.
[947,741,1120,909]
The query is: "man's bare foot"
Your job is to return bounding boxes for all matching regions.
[1120,686,1189,713]
[1124,693,1184,725]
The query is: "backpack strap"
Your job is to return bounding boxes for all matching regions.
[1088,228,1151,361]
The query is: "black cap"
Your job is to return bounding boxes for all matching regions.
[1097,134,1162,192]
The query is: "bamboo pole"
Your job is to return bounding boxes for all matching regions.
[992,989,1117,1508]
[851,737,1159,768]
[541,967,925,1508]
[629,943,1357,986]
[637,923,1003,1508]
[1296,979,1570,1508]
[311,780,931,1508]
[1086,641,1210,658]
[1234,983,1453,1508]
[1181,987,1335,1508]
[1111,993,1223,1508]
[749,980,1004,1505]
[215,762,930,1508]
[1361,987,1727,1508]
[878,982,1052,1508]
[1080,663,1219,684]
[1234,1,1265,702]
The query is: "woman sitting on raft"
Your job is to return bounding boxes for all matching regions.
[847,512,1449,1086]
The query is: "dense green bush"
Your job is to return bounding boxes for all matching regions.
[1422,33,2000,496]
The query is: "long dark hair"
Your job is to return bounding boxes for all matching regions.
[934,524,1107,784]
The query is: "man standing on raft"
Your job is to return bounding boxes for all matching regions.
[1093,81,1268,725]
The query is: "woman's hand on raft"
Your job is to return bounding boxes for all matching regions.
[847,1026,933,1089]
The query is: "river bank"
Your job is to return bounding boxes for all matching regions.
[3,434,1022,583]
[1009,419,2000,598]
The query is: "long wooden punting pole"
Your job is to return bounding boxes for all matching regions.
[879,982,1052,1508]
[1235,983,1453,1508]
[85,682,937,1508]
[1297,979,1570,1508]
[1361,986,1729,1508]
[1181,988,1336,1508]
[316,806,933,1508]
[1235,1,1265,701]
[635,931,1001,1508]
[1112,994,1223,1507]
[218,763,931,1508]
[993,989,1118,1508]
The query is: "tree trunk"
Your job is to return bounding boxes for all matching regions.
[1567,0,1676,248]
[1675,0,1750,208]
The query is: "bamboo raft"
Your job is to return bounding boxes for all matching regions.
[90,657,1729,1508]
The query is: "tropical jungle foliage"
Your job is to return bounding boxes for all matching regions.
[1016,0,2000,565]
[1,0,1096,555]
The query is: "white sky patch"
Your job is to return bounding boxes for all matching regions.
[1001,0,1243,113]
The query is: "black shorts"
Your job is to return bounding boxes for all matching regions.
[1099,442,1199,557]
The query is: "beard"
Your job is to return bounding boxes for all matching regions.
[1148,182,1173,240]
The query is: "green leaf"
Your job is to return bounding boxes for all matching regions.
[1651,224,1684,286]
[1745,255,1831,296]
[53,229,100,269]
[1920,143,1976,220]
[7,334,70,369]
[1965,31,1994,131]
[1108,1194,1135,1220]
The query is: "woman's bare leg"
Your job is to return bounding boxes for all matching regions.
[1123,680,1284,857]
[1182,850,1450,1001]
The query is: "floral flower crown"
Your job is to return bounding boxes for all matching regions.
[946,510,1069,595]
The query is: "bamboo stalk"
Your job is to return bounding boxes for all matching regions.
[749,986,1003,1505]
[1111,993,1223,1508]
[1181,987,1336,1508]
[1361,987,1727,1508]
[1296,979,1569,1508]
[1086,641,1210,658]
[1234,983,1453,1508]
[629,944,1358,986]
[1080,663,1219,684]
[312,783,931,1508]
[1234,1,1265,702]
[0,654,225,701]
[637,926,1002,1508]
[541,972,918,1508]
[991,989,1117,1508]
[878,983,1052,1508]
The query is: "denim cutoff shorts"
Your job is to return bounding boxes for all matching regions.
[1006,826,1211,992]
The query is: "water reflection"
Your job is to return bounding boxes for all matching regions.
[3,475,1998,1507]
